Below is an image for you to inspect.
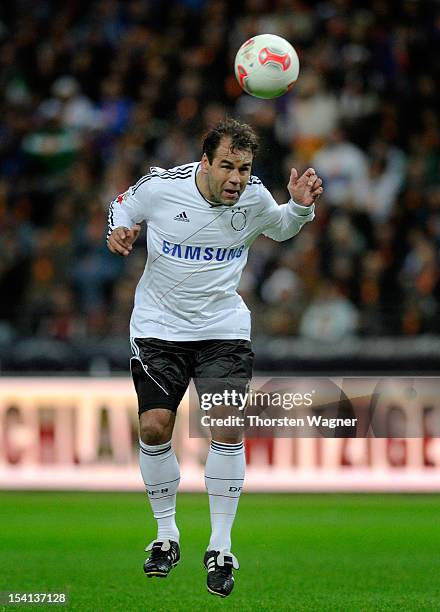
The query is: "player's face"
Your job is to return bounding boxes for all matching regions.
[202,137,253,205]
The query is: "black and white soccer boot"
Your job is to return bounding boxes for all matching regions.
[203,550,239,597]
[143,539,180,578]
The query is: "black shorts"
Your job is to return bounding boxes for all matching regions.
[130,337,254,414]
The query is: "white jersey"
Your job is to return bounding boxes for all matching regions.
[107,162,314,341]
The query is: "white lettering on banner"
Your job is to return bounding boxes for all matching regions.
[0,378,439,491]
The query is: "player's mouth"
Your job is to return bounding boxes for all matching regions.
[222,188,240,201]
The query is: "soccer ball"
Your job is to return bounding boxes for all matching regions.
[234,34,300,99]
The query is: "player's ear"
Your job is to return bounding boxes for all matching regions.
[200,153,210,173]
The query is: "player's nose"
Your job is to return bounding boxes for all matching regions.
[229,169,240,184]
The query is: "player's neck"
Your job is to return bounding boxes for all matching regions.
[195,168,211,201]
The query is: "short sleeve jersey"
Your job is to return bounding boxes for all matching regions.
[108,162,314,341]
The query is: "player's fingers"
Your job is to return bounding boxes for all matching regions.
[114,226,131,241]
[107,241,117,254]
[125,232,139,248]
[116,245,131,256]
[108,241,122,255]
[109,240,124,255]
[116,227,137,247]
[304,167,316,179]
[288,168,298,185]
[311,187,324,200]
[113,232,130,246]
[298,168,316,186]
[109,236,131,256]
[311,176,322,190]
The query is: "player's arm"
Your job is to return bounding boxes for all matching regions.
[259,168,323,242]
[107,182,149,256]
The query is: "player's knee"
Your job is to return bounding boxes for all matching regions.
[139,409,174,445]
[139,421,168,445]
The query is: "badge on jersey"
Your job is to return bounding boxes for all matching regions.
[115,191,129,204]
[231,209,247,231]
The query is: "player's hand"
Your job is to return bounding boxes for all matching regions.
[107,225,141,256]
[287,167,323,207]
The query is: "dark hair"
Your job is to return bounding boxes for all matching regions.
[202,118,259,163]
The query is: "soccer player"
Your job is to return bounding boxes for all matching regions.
[107,118,323,597]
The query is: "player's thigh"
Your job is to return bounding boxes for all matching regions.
[130,338,192,416]
[194,340,254,440]
[194,339,254,383]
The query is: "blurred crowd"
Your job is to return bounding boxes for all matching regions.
[1,0,439,351]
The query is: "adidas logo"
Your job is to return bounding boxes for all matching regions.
[174,211,190,222]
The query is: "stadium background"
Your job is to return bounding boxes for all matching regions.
[1,1,440,610]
